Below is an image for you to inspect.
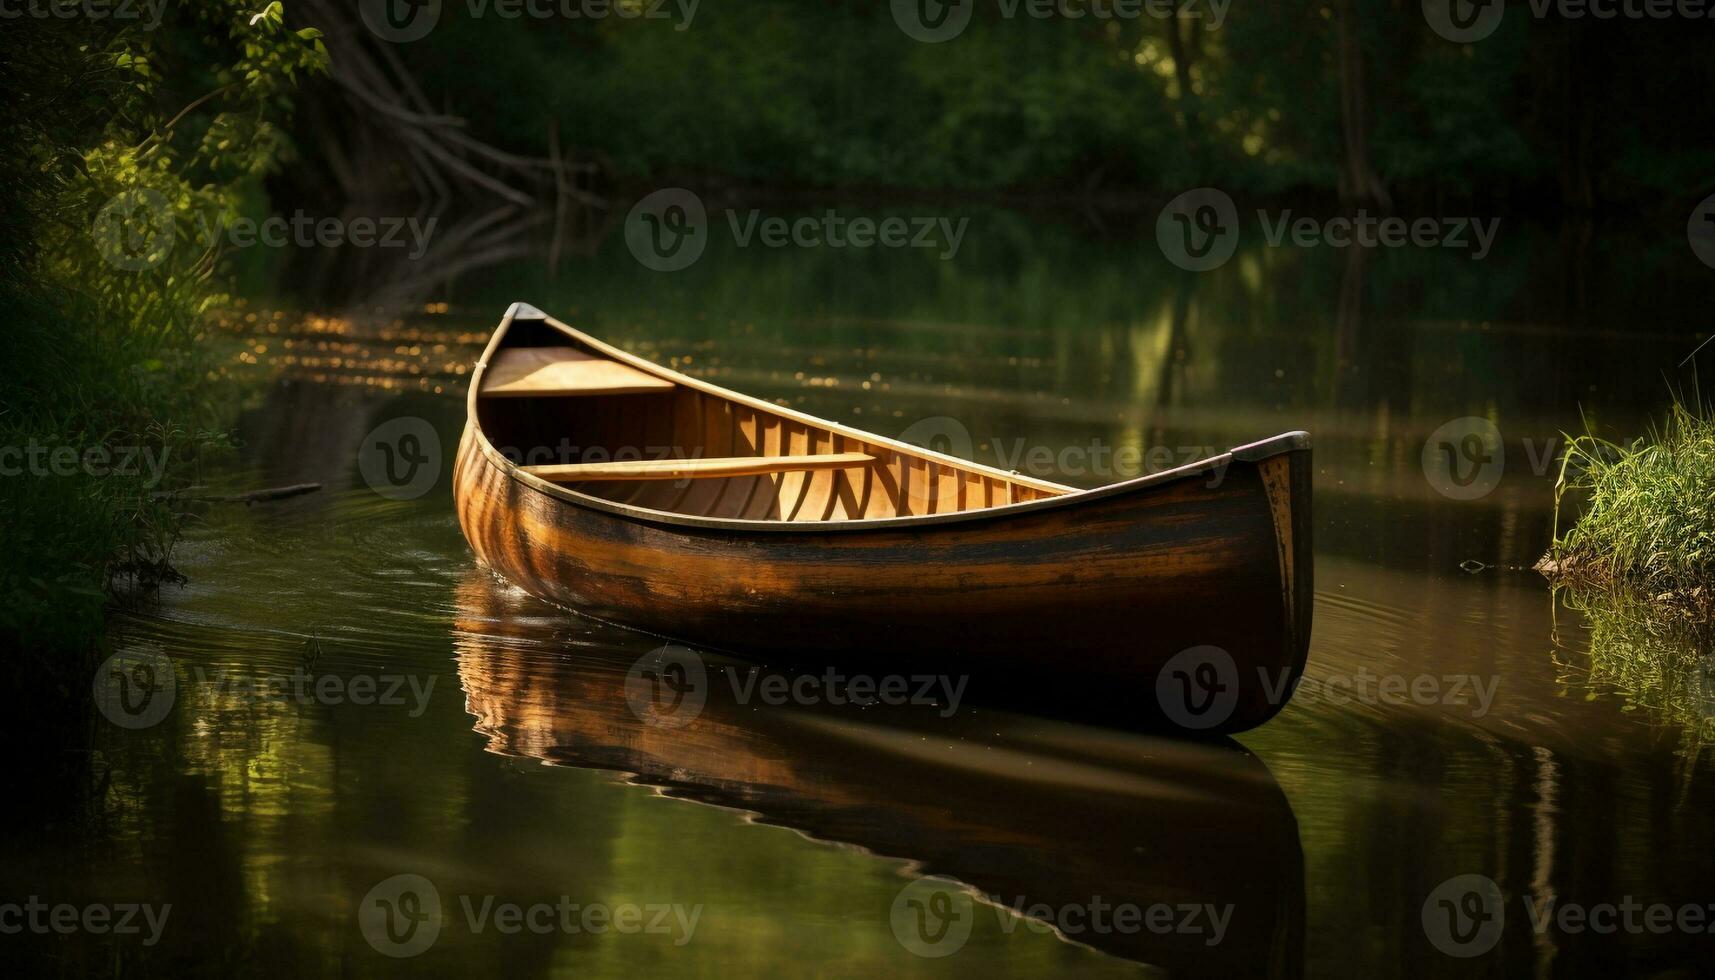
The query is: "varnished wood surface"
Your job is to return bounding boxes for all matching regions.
[479,383,1065,521]
[454,304,1315,732]
[479,345,677,397]
[523,451,876,483]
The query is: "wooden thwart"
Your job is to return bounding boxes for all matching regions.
[480,346,675,397]
[523,452,876,483]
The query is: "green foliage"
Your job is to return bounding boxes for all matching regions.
[386,1,1713,202]
[1552,399,1715,607]
[0,5,326,659]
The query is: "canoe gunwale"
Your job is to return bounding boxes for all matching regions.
[465,302,1312,535]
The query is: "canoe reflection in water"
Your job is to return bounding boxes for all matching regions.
[453,572,1305,975]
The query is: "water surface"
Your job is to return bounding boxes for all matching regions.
[18,209,1715,977]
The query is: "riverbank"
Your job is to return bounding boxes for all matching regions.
[1546,400,1715,620]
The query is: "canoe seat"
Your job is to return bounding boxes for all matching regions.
[480,347,675,398]
[522,452,875,483]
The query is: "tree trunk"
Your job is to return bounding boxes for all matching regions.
[1164,9,1206,171]
[1335,0,1390,207]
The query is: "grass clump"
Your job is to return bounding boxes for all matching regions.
[1549,399,1715,617]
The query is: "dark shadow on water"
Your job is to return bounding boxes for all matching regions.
[453,570,1306,975]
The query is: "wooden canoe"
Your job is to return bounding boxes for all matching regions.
[453,302,1313,733]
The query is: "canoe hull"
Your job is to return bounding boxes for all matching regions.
[454,423,1312,733]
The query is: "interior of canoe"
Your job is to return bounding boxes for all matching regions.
[473,321,1068,521]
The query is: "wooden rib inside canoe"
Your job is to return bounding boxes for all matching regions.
[523,452,876,482]
[473,330,1072,522]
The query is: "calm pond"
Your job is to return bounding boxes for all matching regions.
[28,208,1715,976]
